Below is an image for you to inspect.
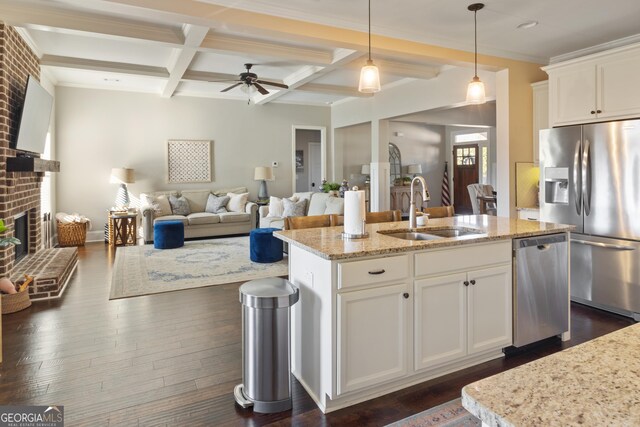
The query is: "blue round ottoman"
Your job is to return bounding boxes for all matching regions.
[154,221,184,249]
[250,228,283,263]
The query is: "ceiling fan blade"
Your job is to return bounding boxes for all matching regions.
[256,79,289,89]
[221,82,243,92]
[252,82,270,95]
[208,79,241,83]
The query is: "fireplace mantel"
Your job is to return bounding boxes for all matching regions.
[7,157,60,173]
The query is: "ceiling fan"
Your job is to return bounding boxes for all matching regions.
[219,63,289,95]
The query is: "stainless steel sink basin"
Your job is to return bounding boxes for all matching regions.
[380,227,485,241]
[383,232,443,241]
[425,228,485,238]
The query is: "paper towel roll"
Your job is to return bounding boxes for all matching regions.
[344,190,366,236]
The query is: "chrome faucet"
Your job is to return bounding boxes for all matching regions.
[409,176,430,229]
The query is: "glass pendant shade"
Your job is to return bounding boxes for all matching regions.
[358,60,381,93]
[466,76,486,104]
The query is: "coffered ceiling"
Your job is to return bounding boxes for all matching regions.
[3,0,640,106]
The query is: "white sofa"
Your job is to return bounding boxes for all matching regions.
[258,192,344,229]
[140,187,257,243]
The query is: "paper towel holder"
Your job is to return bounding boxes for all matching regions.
[341,219,369,239]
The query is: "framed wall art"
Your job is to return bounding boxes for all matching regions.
[166,139,212,183]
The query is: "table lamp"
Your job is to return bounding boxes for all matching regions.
[111,167,135,209]
[407,164,423,178]
[361,164,371,185]
[254,166,274,201]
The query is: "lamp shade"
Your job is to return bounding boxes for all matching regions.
[361,164,371,175]
[358,60,381,93]
[407,164,423,174]
[110,167,135,184]
[254,166,274,181]
[466,77,486,104]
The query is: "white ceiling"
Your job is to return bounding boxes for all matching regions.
[4,0,640,105]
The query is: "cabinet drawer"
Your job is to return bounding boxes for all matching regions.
[415,241,511,277]
[338,255,409,290]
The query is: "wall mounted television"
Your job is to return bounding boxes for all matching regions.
[12,75,53,156]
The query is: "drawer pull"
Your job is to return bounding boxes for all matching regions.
[368,269,386,275]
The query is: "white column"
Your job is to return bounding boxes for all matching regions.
[371,119,390,211]
[495,69,510,217]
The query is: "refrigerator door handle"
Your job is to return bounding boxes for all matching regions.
[573,139,582,215]
[582,138,592,216]
[572,239,636,251]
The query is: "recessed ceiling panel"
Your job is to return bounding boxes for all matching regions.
[45,68,165,93]
[190,51,302,79]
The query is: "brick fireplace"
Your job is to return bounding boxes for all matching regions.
[0,23,44,276]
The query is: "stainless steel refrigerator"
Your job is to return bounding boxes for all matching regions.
[540,120,640,321]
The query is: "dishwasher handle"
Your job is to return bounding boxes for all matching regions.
[515,233,567,249]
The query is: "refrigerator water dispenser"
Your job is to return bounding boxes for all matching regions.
[544,167,569,204]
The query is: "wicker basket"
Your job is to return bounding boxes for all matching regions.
[1,288,32,314]
[57,220,87,247]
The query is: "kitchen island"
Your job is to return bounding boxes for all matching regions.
[462,323,640,426]
[274,215,572,413]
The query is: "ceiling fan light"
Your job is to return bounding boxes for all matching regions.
[359,60,381,93]
[466,76,486,104]
[240,83,253,94]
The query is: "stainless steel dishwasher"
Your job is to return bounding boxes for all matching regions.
[513,233,569,347]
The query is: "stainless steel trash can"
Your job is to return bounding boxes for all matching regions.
[234,277,299,413]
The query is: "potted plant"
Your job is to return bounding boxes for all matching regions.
[321,182,341,196]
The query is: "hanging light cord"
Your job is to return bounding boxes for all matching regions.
[368,0,372,61]
[473,7,478,77]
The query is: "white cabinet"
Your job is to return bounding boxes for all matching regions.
[337,283,409,395]
[545,44,640,127]
[531,81,549,164]
[467,265,512,354]
[414,265,511,371]
[518,208,540,221]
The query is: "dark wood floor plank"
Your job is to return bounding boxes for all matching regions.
[0,242,634,426]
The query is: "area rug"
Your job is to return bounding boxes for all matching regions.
[386,398,480,427]
[109,237,288,299]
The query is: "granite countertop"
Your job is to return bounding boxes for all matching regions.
[462,323,640,427]
[273,215,573,260]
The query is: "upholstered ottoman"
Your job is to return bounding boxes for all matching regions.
[154,221,184,249]
[250,228,283,263]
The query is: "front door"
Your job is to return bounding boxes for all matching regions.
[453,144,479,214]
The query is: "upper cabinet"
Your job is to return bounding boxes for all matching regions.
[531,81,549,164]
[544,43,640,127]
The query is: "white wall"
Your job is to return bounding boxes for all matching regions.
[335,122,371,188]
[55,87,330,237]
[390,122,446,206]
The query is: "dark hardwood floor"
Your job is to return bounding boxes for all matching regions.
[0,242,635,426]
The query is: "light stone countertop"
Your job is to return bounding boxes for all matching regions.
[462,323,640,427]
[273,215,573,260]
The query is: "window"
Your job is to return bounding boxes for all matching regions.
[455,132,488,143]
[455,146,476,166]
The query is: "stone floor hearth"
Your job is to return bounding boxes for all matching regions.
[9,248,78,300]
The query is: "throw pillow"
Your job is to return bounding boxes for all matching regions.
[140,194,172,217]
[324,196,344,214]
[169,195,191,216]
[226,192,249,213]
[205,194,229,213]
[282,198,307,217]
[267,195,299,218]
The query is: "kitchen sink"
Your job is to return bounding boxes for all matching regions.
[381,227,486,241]
[382,232,443,241]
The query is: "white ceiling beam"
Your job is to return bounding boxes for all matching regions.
[162,24,210,98]
[0,0,183,45]
[296,83,372,98]
[182,70,239,83]
[346,59,440,80]
[200,34,332,65]
[40,55,169,78]
[253,48,365,105]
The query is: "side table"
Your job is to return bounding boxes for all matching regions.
[109,213,137,247]
[253,200,269,228]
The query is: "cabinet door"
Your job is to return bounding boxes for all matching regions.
[597,51,640,120]
[414,273,467,371]
[531,81,548,164]
[467,265,512,354]
[549,63,597,126]
[336,284,409,395]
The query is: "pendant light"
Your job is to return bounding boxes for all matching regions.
[358,0,381,93]
[466,3,486,104]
